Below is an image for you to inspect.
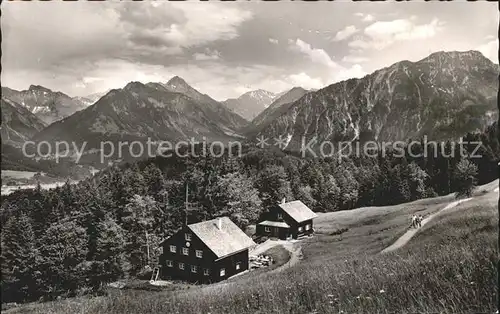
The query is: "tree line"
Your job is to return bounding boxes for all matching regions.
[1,122,498,304]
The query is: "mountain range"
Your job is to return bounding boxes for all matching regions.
[73,91,109,107]
[250,50,498,152]
[32,77,248,151]
[1,50,497,169]
[222,89,280,121]
[0,98,90,176]
[245,87,310,137]
[1,97,47,146]
[1,85,89,125]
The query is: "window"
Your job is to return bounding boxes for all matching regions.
[185,233,192,241]
[236,262,241,270]
[277,213,283,219]
[182,247,189,255]
[298,226,303,232]
[166,260,173,267]
[265,226,271,232]
[305,224,311,231]
[220,268,225,277]
[191,265,198,273]
[170,245,176,253]
[196,250,203,258]
[179,262,185,270]
[204,268,210,276]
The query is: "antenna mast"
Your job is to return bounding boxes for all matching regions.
[185,183,189,225]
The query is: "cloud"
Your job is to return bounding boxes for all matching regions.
[288,72,325,89]
[269,38,279,45]
[76,76,105,89]
[355,12,375,23]
[287,38,366,86]
[82,76,105,84]
[117,2,253,54]
[363,15,375,22]
[234,85,253,95]
[367,18,443,41]
[332,64,366,82]
[161,64,292,100]
[2,2,496,100]
[349,18,445,51]
[193,48,221,61]
[333,25,358,41]
[290,38,338,68]
[477,39,498,63]
[342,55,370,63]
[348,39,374,50]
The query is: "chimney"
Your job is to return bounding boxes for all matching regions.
[281,197,286,204]
[217,218,222,230]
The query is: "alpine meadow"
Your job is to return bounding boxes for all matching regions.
[1,2,499,314]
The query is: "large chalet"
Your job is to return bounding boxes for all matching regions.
[159,217,255,284]
[256,199,318,240]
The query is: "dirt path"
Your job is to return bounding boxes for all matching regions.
[268,242,303,274]
[381,197,473,254]
[198,240,303,293]
[248,239,303,274]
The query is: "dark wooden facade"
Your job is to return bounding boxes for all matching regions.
[255,223,290,240]
[159,226,249,284]
[257,204,315,240]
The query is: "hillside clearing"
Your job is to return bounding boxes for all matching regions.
[1,181,77,196]
[1,170,41,179]
[381,197,473,253]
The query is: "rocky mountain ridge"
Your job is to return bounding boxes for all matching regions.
[1,85,88,125]
[32,78,248,152]
[223,89,278,121]
[252,50,498,152]
[1,97,47,146]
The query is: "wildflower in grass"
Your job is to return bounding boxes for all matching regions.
[379,289,385,294]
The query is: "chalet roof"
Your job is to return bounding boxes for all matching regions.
[257,220,290,228]
[188,217,256,259]
[278,200,317,223]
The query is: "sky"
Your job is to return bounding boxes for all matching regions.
[2,1,498,101]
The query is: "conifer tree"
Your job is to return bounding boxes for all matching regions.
[1,212,40,302]
[453,158,478,198]
[89,218,128,287]
[38,220,88,299]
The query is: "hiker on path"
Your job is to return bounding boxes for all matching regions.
[410,214,417,229]
[417,215,423,228]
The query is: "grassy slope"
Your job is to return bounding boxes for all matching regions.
[6,180,498,314]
